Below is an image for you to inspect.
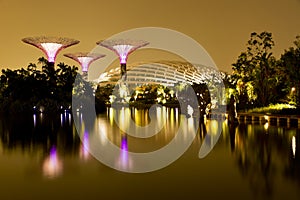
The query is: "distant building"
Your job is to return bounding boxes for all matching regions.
[96,60,223,87]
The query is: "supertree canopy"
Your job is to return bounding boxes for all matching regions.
[97,39,149,64]
[22,36,80,64]
[96,39,149,80]
[64,52,105,80]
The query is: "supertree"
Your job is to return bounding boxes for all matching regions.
[64,52,105,81]
[96,39,149,81]
[22,36,80,68]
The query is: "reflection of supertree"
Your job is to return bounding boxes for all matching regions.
[22,36,79,68]
[64,52,105,81]
[115,134,132,171]
[97,39,149,81]
[42,145,63,179]
[79,131,90,160]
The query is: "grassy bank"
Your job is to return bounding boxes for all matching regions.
[247,104,299,115]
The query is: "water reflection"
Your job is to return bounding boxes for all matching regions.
[79,131,90,161]
[115,134,132,171]
[292,136,296,158]
[42,146,63,179]
[0,108,300,199]
[0,113,80,179]
[226,122,300,198]
[284,132,300,187]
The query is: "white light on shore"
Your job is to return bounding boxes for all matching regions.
[292,136,296,158]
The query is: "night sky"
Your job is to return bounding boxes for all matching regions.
[1,0,300,78]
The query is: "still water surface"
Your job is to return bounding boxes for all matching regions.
[0,107,299,200]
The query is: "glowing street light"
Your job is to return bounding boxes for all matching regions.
[292,87,296,92]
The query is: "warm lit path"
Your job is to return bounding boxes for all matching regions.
[237,112,300,127]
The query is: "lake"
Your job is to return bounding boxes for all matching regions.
[0,107,299,200]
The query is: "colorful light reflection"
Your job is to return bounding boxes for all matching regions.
[80,131,90,160]
[116,135,132,171]
[42,146,63,179]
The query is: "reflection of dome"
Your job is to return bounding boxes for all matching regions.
[96,60,223,87]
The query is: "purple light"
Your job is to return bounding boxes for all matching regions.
[113,44,134,64]
[41,43,63,63]
[114,135,133,171]
[119,135,130,169]
[121,135,128,151]
[78,57,95,72]
[43,146,63,179]
[80,131,90,160]
[50,146,57,158]
[22,36,79,64]
[97,39,149,65]
[64,52,105,72]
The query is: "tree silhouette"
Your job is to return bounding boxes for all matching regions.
[232,32,284,108]
[0,57,78,113]
[279,35,300,108]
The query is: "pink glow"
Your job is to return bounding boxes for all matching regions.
[42,146,63,179]
[22,36,80,64]
[112,44,134,64]
[78,57,95,72]
[121,136,128,151]
[97,39,149,65]
[41,43,63,63]
[115,135,132,171]
[80,132,90,160]
[64,53,105,73]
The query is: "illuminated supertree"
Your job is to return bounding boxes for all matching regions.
[22,36,80,68]
[64,52,105,81]
[96,39,149,81]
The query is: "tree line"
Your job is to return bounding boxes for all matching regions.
[0,57,79,113]
[227,32,300,111]
[0,31,299,114]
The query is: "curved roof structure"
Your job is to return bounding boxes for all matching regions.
[96,60,223,87]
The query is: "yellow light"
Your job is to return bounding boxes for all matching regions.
[109,107,115,126]
[292,136,296,158]
[207,120,219,136]
[264,115,269,121]
[98,118,108,145]
[292,87,296,92]
[264,122,269,130]
[109,95,116,103]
